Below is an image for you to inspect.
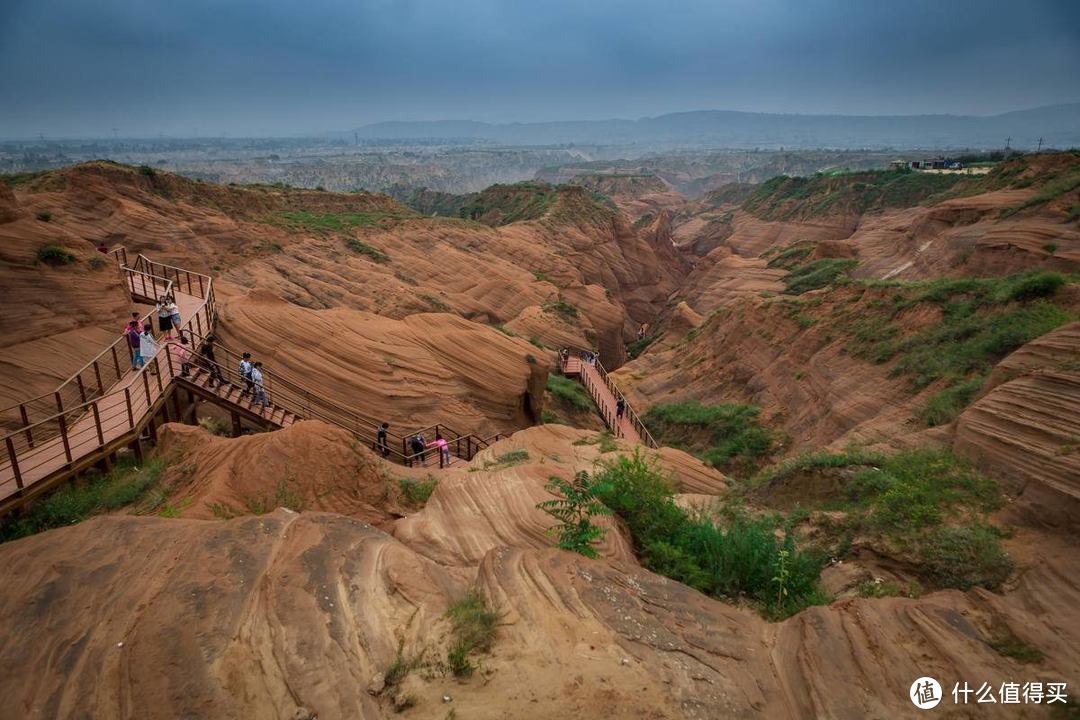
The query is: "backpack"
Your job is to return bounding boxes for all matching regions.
[127,327,141,348]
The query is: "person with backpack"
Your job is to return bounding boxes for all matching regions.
[615,396,626,419]
[139,323,159,373]
[375,422,391,458]
[409,433,426,466]
[239,353,254,396]
[427,431,451,469]
[251,361,269,408]
[200,334,224,388]
[126,320,143,369]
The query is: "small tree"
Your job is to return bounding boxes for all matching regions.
[536,471,610,558]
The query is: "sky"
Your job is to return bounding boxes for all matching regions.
[1,0,1078,138]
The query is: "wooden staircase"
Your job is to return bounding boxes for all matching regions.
[0,250,504,515]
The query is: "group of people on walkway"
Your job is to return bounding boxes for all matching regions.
[238,352,270,408]
[124,307,190,377]
[374,423,453,468]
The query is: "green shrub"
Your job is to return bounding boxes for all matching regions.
[138,165,156,177]
[920,525,1012,590]
[594,450,824,617]
[0,458,164,542]
[644,402,774,473]
[399,476,437,506]
[446,592,499,677]
[543,297,579,322]
[536,471,611,558]
[35,210,52,222]
[920,376,985,426]
[541,409,561,424]
[546,374,593,411]
[783,258,857,295]
[346,238,390,263]
[36,245,75,266]
[1000,271,1064,301]
[87,255,108,270]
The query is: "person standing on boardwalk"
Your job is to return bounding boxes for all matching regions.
[376,422,391,458]
[251,361,269,408]
[156,296,174,340]
[167,295,182,336]
[615,396,626,419]
[200,334,224,388]
[239,353,254,396]
[127,321,143,369]
[139,323,159,373]
[168,333,191,377]
[427,431,451,468]
[123,311,140,333]
[409,433,426,466]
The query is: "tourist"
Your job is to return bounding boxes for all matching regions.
[126,320,143,369]
[376,422,391,458]
[123,311,140,333]
[239,352,254,396]
[139,323,159,373]
[200,334,224,388]
[168,333,191,377]
[251,361,269,408]
[427,431,451,469]
[156,296,176,340]
[409,433,426,466]
[167,294,182,335]
[616,395,626,419]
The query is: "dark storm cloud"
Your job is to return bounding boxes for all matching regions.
[0,0,1077,137]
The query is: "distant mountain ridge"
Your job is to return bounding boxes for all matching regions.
[350,103,1080,149]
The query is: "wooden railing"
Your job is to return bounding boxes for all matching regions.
[1,248,514,508]
[561,347,658,448]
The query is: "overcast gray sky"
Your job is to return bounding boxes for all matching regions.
[1,0,1078,138]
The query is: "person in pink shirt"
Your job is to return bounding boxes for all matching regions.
[427,431,451,468]
[167,333,192,377]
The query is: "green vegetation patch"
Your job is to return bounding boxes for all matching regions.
[269,209,415,234]
[782,258,857,295]
[346,237,390,262]
[644,402,775,475]
[743,168,966,221]
[765,244,813,270]
[595,451,826,619]
[446,591,500,677]
[35,244,76,266]
[846,271,1074,424]
[999,168,1080,218]
[536,471,611,558]
[0,458,165,542]
[542,297,579,323]
[546,374,594,411]
[399,475,437,506]
[748,448,1011,592]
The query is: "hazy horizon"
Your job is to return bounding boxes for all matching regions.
[2,0,1079,139]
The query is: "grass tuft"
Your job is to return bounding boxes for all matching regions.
[36,245,76,266]
[446,591,500,677]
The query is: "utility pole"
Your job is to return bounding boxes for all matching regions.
[1036,137,1043,152]
[1004,136,1011,153]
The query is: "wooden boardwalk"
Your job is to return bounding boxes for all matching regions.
[561,352,655,447]
[0,250,502,515]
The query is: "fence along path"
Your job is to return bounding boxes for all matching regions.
[0,250,504,515]
[560,349,657,448]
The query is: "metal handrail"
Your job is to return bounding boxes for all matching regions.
[559,346,658,448]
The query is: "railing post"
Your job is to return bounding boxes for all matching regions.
[55,391,64,416]
[91,402,105,446]
[93,360,104,395]
[143,368,152,406]
[165,344,175,378]
[19,404,33,448]
[198,274,204,297]
[76,374,87,403]
[154,358,164,393]
[111,345,122,379]
[5,437,23,490]
[125,388,135,429]
[57,412,73,464]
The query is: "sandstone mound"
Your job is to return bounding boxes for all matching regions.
[0,512,463,719]
[215,290,549,436]
[955,322,1080,498]
[156,420,402,526]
